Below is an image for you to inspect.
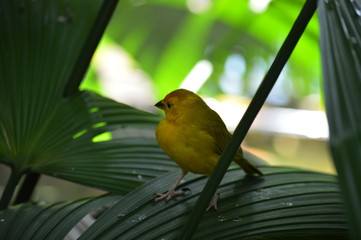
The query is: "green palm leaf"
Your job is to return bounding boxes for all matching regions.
[318,0,361,239]
[0,194,120,240]
[0,0,102,171]
[78,167,349,239]
[0,167,349,239]
[0,0,174,209]
[0,85,174,194]
[35,137,176,193]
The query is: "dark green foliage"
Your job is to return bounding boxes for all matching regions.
[0,195,120,240]
[319,0,361,239]
[78,167,349,240]
[0,0,358,239]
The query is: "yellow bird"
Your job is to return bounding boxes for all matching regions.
[154,89,263,210]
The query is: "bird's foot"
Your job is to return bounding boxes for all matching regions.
[206,192,220,211]
[155,188,188,202]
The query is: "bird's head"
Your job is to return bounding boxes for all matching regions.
[155,89,205,122]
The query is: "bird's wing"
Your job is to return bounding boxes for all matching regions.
[198,108,232,155]
[196,108,264,176]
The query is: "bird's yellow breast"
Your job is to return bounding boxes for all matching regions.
[156,119,219,175]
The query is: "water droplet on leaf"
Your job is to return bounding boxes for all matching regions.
[217,215,228,222]
[281,202,293,207]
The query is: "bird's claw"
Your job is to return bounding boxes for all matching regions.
[155,188,187,202]
[206,192,220,211]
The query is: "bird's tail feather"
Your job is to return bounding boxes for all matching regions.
[234,152,263,176]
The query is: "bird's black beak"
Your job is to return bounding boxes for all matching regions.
[155,100,165,110]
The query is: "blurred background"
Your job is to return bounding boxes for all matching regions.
[1,0,333,203]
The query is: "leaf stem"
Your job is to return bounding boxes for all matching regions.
[13,172,40,205]
[180,0,318,239]
[63,0,119,97]
[0,168,23,210]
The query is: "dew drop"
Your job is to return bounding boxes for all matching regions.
[57,16,67,23]
[217,215,228,222]
[281,202,293,207]
[131,214,146,223]
[57,8,74,24]
[138,214,146,221]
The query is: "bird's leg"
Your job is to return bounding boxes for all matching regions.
[206,191,220,211]
[155,172,187,202]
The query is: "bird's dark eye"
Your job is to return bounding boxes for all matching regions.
[167,103,173,108]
